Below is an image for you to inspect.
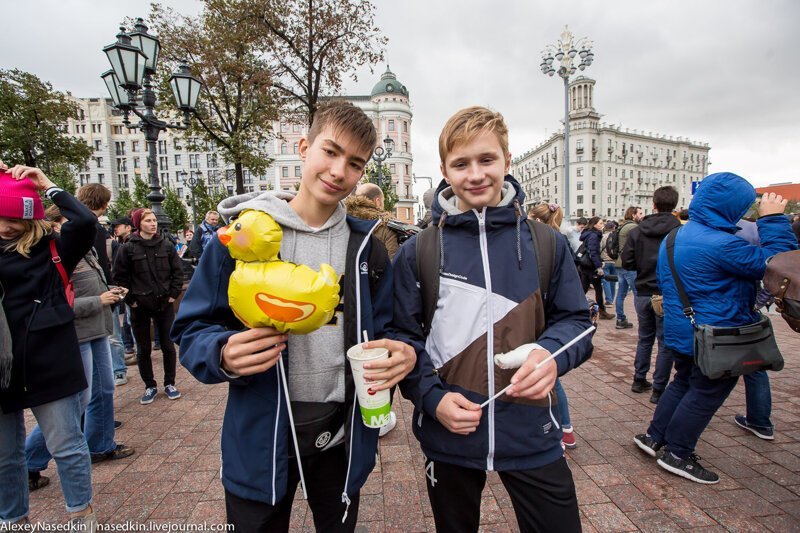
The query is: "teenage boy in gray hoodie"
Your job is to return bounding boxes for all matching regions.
[172,101,416,532]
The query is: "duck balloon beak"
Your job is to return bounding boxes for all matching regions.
[217,227,231,246]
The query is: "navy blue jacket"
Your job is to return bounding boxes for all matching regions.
[171,216,393,508]
[394,176,592,472]
[657,172,798,355]
[579,228,603,269]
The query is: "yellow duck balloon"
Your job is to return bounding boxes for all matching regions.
[218,209,341,335]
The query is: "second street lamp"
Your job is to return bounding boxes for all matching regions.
[101,18,203,237]
[183,170,199,228]
[371,136,394,190]
[541,25,594,220]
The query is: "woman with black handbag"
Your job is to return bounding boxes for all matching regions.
[577,217,615,320]
[633,173,797,485]
[113,209,184,405]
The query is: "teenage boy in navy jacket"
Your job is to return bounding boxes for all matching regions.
[393,107,593,532]
[172,101,416,532]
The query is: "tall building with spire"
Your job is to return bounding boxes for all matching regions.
[511,76,710,219]
[63,66,417,223]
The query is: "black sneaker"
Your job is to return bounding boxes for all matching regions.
[91,444,135,464]
[28,471,50,491]
[633,434,663,457]
[616,319,634,329]
[650,390,663,404]
[114,420,123,430]
[657,452,719,484]
[631,379,653,393]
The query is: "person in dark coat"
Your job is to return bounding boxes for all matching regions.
[621,186,681,401]
[579,217,614,320]
[113,208,184,405]
[0,165,98,527]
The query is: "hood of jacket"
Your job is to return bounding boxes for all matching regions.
[639,212,682,238]
[432,175,524,227]
[579,228,601,242]
[343,195,390,223]
[218,189,346,234]
[689,172,755,233]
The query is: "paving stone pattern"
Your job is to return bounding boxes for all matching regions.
[28,303,800,531]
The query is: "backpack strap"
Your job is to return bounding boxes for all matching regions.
[526,219,555,302]
[367,235,388,297]
[49,239,69,290]
[415,225,440,336]
[665,227,695,324]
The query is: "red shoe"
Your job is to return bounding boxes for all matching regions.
[562,427,577,449]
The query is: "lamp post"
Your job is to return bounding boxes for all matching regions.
[371,136,395,190]
[183,170,199,227]
[101,18,202,236]
[541,25,594,220]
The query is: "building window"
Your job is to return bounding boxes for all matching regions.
[132,141,139,152]
[92,123,102,133]
[94,140,102,151]
[576,167,583,177]
[577,195,584,204]
[207,154,217,168]
[97,173,104,184]
[294,166,301,177]
[388,119,395,131]
[591,181,596,190]
[159,156,168,171]
[282,167,288,178]
[177,188,183,198]
[405,164,409,175]
[591,166,596,176]
[402,121,408,133]
[116,158,127,172]
[607,167,611,176]
[174,154,182,166]
[158,140,167,154]
[189,154,199,169]
[281,143,288,155]
[293,143,298,154]
[112,125,123,135]
[576,182,583,191]
[95,157,103,168]
[292,124,300,133]
[389,163,396,174]
[133,157,140,169]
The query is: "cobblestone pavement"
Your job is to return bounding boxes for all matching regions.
[28,303,800,532]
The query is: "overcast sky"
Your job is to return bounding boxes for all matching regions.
[2,0,798,195]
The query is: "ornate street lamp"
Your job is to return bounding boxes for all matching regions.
[541,25,594,220]
[371,136,394,190]
[101,18,203,236]
[183,169,199,227]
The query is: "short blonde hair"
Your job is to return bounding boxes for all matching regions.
[439,106,509,164]
[2,219,53,258]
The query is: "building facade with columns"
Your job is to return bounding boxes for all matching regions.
[63,67,416,223]
[511,76,710,220]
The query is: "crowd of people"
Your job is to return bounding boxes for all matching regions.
[1,99,798,532]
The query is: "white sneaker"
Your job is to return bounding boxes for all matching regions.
[379,411,397,437]
[114,373,128,386]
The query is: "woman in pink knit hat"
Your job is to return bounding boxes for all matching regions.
[0,164,98,530]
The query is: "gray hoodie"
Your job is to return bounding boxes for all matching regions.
[218,191,350,405]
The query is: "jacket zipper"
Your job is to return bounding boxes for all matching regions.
[476,209,495,471]
[341,221,381,522]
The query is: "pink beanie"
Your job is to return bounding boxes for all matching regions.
[0,172,45,220]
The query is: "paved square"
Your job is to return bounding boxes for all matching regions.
[28,303,800,531]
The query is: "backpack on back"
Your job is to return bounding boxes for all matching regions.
[386,218,421,245]
[763,250,800,333]
[415,219,556,335]
[604,225,623,260]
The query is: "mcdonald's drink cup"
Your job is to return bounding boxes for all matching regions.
[347,345,392,428]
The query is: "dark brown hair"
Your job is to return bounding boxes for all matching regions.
[76,183,111,211]
[308,100,377,157]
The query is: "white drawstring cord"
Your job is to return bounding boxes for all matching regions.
[278,356,307,499]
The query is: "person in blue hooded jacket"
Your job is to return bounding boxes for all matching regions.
[171,101,416,532]
[634,172,796,485]
[394,107,593,532]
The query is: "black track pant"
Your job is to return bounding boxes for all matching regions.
[224,444,359,533]
[130,304,177,388]
[424,456,581,533]
[579,267,606,311]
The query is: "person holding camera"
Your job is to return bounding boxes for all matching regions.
[113,208,184,405]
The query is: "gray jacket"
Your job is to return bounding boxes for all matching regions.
[72,253,113,343]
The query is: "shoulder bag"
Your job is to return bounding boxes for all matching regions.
[665,228,784,379]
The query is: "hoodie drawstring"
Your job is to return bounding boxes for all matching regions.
[513,200,523,270]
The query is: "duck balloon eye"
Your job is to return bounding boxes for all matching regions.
[234,223,241,231]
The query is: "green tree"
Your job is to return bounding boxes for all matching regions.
[146,3,278,195]
[163,187,189,231]
[132,176,151,208]
[364,162,398,212]
[0,69,92,174]
[188,176,229,225]
[107,189,135,220]
[232,0,387,125]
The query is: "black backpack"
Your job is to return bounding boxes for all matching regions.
[386,219,421,245]
[604,225,623,260]
[415,220,556,334]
